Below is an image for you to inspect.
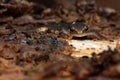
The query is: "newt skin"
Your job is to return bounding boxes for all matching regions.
[39,22,106,40]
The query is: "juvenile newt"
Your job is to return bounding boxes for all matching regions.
[38,22,106,40]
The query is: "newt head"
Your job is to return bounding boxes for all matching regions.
[70,22,88,34]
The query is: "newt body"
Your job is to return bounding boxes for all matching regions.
[38,22,106,39]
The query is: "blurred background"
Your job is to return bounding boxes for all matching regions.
[96,0,120,12]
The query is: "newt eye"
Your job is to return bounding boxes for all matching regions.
[82,26,88,32]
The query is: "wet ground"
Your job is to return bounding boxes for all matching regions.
[0,0,120,80]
